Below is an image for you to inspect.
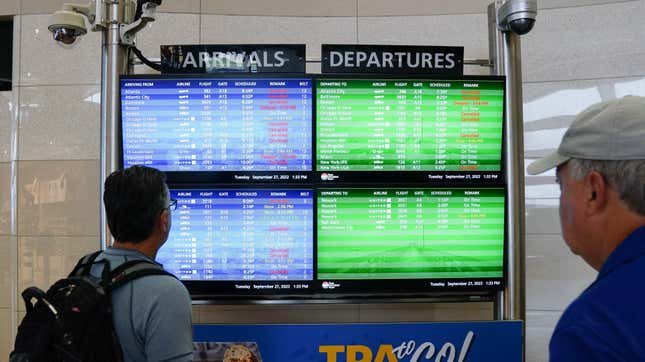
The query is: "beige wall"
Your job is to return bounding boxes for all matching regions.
[1,0,644,360]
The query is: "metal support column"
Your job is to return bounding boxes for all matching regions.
[487,0,527,326]
[100,0,129,249]
[501,28,527,323]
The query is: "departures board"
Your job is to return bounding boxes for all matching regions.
[317,188,504,287]
[316,79,504,171]
[315,77,505,184]
[119,74,507,299]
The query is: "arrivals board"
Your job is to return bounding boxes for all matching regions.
[157,189,314,282]
[121,78,312,172]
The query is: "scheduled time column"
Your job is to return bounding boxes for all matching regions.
[422,81,451,171]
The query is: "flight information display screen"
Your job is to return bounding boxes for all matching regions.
[157,189,314,284]
[121,77,312,172]
[119,74,508,298]
[316,78,504,172]
[317,188,504,291]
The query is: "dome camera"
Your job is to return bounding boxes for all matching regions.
[508,18,535,35]
[497,0,537,35]
[48,9,87,45]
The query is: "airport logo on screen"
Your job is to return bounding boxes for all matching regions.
[322,44,464,75]
[160,44,306,73]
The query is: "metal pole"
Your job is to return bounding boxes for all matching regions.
[488,2,506,321]
[488,3,505,77]
[487,1,526,324]
[502,28,527,322]
[101,0,128,249]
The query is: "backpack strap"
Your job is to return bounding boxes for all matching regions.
[20,287,47,313]
[107,259,176,292]
[69,251,103,277]
[69,250,112,285]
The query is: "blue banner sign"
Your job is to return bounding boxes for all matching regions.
[193,321,522,362]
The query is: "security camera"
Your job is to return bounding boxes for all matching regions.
[48,7,88,45]
[497,0,537,35]
[50,27,84,45]
[48,0,159,50]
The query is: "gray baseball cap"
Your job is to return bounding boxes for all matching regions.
[527,95,645,175]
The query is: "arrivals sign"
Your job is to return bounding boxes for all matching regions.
[160,44,306,73]
[193,321,522,361]
[322,44,464,75]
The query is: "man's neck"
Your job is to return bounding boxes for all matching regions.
[111,240,158,260]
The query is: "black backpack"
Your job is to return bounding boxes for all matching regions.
[10,251,174,362]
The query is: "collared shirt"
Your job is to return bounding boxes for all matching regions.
[550,226,645,361]
[92,247,193,362]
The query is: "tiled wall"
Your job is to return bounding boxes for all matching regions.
[1,1,643,360]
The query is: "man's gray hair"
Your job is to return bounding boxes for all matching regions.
[568,158,645,215]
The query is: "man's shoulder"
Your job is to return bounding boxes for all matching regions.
[95,249,189,299]
[116,271,191,326]
[589,251,645,304]
[553,292,593,333]
[564,257,645,313]
[131,272,188,295]
[551,256,645,360]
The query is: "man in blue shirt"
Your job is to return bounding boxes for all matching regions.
[98,165,193,362]
[528,95,645,361]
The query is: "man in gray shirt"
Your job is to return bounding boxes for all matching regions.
[97,165,193,362]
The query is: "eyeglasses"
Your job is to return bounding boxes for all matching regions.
[167,198,178,211]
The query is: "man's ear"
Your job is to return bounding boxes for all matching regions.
[584,171,607,216]
[159,209,170,233]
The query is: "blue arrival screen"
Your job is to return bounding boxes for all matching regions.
[156,189,314,282]
[121,78,313,171]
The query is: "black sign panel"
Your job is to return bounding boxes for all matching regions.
[322,44,464,75]
[160,44,306,74]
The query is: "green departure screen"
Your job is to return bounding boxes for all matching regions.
[317,188,505,280]
[316,79,505,172]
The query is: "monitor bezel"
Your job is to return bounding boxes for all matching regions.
[118,73,507,185]
[312,74,507,185]
[118,73,508,301]
[119,74,316,184]
[165,184,507,300]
